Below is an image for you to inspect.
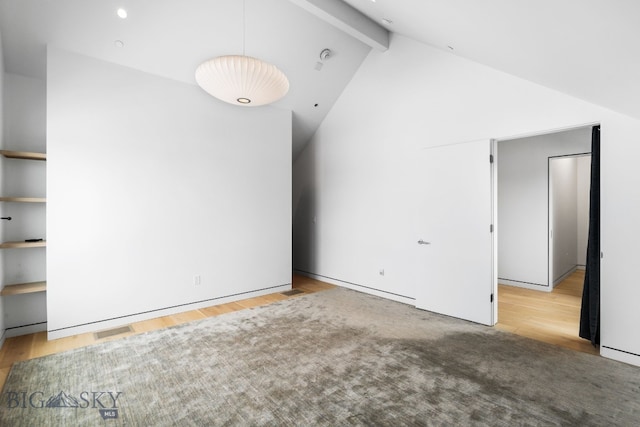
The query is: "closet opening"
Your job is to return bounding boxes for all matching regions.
[496,124,599,355]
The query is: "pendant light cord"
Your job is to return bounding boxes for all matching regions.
[242,0,246,56]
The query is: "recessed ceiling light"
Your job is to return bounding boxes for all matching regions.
[382,18,393,25]
[117,8,128,19]
[114,40,125,48]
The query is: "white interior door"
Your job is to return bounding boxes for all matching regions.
[414,140,496,325]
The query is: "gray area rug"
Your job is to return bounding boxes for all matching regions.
[1,287,639,426]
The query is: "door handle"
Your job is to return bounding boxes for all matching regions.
[417,240,430,245]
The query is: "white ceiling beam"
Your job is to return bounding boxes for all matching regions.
[289,0,389,51]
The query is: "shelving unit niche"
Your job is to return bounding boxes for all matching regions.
[0,150,47,298]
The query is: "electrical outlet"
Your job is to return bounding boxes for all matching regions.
[193,275,201,286]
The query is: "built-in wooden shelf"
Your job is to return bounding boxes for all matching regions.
[0,281,46,296]
[0,150,46,161]
[0,197,46,203]
[0,240,46,249]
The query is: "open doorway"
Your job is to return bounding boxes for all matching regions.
[549,153,591,287]
[495,125,598,355]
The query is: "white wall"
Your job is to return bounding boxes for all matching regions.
[497,129,590,289]
[577,156,591,268]
[1,73,47,336]
[293,34,640,366]
[47,48,292,338]
[550,157,578,285]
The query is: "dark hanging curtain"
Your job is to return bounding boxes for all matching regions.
[579,125,600,346]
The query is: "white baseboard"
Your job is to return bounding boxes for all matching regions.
[5,322,47,338]
[500,265,585,292]
[601,346,640,367]
[294,270,415,306]
[498,279,551,292]
[47,284,292,340]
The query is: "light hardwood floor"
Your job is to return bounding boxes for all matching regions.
[496,269,599,356]
[0,271,597,391]
[0,275,335,390]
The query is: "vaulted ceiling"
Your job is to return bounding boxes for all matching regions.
[2,0,639,159]
[0,0,373,159]
[342,0,640,121]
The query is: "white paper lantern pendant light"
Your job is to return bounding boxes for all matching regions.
[195,0,289,107]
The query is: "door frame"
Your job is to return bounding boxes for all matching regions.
[493,121,599,326]
[491,139,498,324]
[547,152,591,289]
